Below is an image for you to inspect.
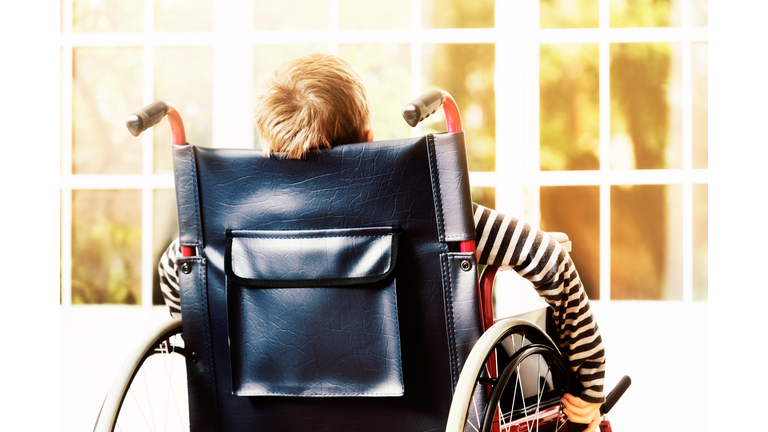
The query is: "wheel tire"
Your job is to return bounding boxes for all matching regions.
[93,318,187,432]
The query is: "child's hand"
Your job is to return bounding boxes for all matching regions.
[561,393,601,432]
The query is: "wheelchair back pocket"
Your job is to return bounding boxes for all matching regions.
[225,227,404,397]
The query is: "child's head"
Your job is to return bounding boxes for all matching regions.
[254,52,373,159]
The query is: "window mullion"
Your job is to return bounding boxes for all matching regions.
[599,0,611,302]
[61,0,74,308]
[410,0,422,137]
[496,0,537,217]
[527,0,541,226]
[141,0,156,312]
[212,0,254,150]
[682,0,694,302]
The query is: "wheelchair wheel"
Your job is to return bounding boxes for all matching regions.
[447,317,579,432]
[93,318,188,432]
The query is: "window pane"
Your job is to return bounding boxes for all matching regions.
[73,47,143,174]
[692,0,708,27]
[610,0,681,27]
[540,186,600,299]
[253,45,327,149]
[693,184,707,300]
[540,0,598,29]
[471,187,495,210]
[73,0,143,32]
[340,0,410,29]
[339,44,411,141]
[72,190,142,304]
[610,43,681,170]
[422,44,495,171]
[422,0,493,28]
[692,42,708,169]
[153,189,179,305]
[540,44,599,171]
[154,47,213,173]
[254,0,327,30]
[611,184,682,300]
[156,0,213,31]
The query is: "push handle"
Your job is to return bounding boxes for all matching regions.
[125,101,191,257]
[600,375,631,415]
[402,89,445,127]
[125,101,187,146]
[126,101,169,137]
[402,89,463,133]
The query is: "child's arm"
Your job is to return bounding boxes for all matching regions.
[472,203,606,404]
[158,238,182,318]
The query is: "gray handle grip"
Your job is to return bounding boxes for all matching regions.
[126,101,170,137]
[402,89,446,127]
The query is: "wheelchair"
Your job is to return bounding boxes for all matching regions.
[94,90,629,432]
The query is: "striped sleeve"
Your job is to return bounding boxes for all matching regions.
[472,203,606,403]
[158,238,182,319]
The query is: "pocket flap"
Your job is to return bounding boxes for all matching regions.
[225,227,399,288]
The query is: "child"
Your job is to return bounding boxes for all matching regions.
[159,52,606,430]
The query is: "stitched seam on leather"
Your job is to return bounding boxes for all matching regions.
[182,257,219,431]
[427,135,446,243]
[389,279,405,394]
[442,134,472,242]
[436,137,459,242]
[441,253,459,391]
[188,147,204,248]
[450,253,474,385]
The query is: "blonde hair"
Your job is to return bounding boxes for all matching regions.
[254,52,373,159]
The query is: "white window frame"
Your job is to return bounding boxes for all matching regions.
[500,0,709,303]
[59,0,708,311]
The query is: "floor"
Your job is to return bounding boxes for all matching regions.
[61,300,708,432]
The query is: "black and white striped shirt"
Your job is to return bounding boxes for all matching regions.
[158,202,606,403]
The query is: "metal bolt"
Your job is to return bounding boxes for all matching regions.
[460,260,472,271]
[180,262,192,274]
[190,351,199,363]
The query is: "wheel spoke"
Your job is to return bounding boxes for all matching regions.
[142,364,157,432]
[129,386,154,432]
[533,361,552,432]
[472,388,482,428]
[160,338,187,431]
[163,349,173,432]
[515,366,531,431]
[534,357,541,431]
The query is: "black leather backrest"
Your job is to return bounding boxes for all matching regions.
[173,132,481,432]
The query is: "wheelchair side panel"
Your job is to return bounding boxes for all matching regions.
[177,256,219,432]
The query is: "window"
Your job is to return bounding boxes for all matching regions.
[60,0,707,309]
